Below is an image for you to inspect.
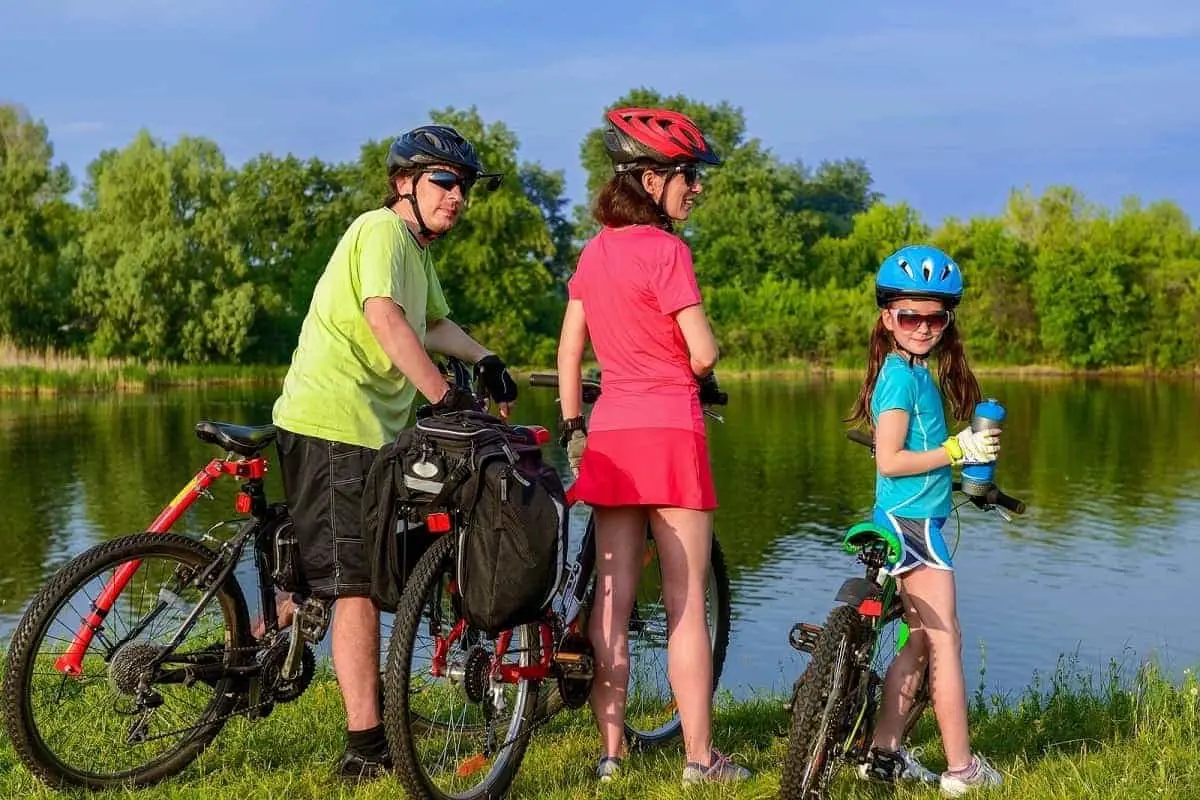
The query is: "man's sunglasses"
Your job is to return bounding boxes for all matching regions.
[424,170,503,195]
[891,308,953,333]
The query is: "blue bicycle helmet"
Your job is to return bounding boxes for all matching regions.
[875,245,964,309]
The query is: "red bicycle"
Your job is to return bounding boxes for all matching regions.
[380,370,732,800]
[1,421,330,788]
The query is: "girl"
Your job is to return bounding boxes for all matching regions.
[847,245,1003,796]
[555,107,750,786]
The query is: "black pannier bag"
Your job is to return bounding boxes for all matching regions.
[362,410,567,628]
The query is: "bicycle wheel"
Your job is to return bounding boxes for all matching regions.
[779,604,864,800]
[383,534,539,800]
[533,528,732,749]
[3,533,249,789]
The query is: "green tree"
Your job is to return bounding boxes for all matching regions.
[935,217,1039,364]
[0,104,78,345]
[75,131,261,362]
[687,140,809,287]
[229,153,357,360]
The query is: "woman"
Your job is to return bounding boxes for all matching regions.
[556,107,750,785]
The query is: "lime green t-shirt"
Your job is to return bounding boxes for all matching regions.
[272,207,451,449]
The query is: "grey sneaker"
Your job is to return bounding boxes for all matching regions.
[940,754,1002,796]
[595,756,621,782]
[857,746,939,784]
[682,749,751,785]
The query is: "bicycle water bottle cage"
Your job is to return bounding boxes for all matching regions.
[842,522,903,567]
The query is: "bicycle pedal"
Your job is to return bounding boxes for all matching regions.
[294,597,331,643]
[789,622,822,653]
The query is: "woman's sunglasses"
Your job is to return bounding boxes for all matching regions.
[891,308,953,333]
[659,163,703,187]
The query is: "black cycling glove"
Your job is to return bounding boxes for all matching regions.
[416,387,479,418]
[475,354,518,404]
[697,372,728,406]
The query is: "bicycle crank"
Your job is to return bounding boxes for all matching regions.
[281,596,330,681]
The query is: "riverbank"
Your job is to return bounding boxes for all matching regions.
[1,659,1196,799]
[3,360,1198,396]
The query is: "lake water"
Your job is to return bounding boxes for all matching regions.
[1,376,1198,700]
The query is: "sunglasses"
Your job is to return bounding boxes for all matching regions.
[424,169,475,195]
[659,163,703,187]
[891,308,953,333]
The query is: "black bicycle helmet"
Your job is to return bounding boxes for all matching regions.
[385,124,502,241]
[387,125,485,178]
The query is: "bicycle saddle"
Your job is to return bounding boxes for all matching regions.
[195,420,278,458]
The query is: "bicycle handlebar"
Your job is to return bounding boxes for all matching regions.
[844,430,1026,515]
[529,372,602,405]
[529,371,728,408]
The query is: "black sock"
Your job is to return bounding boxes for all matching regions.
[346,724,388,758]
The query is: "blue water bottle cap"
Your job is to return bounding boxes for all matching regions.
[974,398,1006,422]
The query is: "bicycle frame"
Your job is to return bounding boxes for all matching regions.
[54,454,269,676]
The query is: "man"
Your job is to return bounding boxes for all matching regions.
[271,124,519,779]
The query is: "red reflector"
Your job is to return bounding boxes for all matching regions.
[426,512,452,533]
[857,598,882,618]
[527,425,551,446]
[235,493,252,514]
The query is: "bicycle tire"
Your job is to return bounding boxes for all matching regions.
[779,604,863,800]
[533,532,732,749]
[383,533,538,800]
[2,533,249,789]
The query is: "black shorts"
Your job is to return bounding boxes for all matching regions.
[276,428,379,599]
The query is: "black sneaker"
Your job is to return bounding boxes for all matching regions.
[337,749,393,782]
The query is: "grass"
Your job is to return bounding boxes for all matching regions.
[2,656,1197,799]
[0,340,287,395]
[3,336,1198,395]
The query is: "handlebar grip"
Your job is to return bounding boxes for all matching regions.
[846,429,874,449]
[990,488,1027,515]
[529,373,560,388]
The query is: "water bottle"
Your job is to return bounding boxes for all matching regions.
[960,398,1006,497]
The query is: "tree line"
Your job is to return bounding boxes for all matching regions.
[2,88,1198,370]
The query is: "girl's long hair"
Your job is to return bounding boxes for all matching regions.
[846,314,982,431]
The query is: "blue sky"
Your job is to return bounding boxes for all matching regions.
[3,0,1198,226]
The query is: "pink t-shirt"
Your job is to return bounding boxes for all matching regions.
[567,225,705,434]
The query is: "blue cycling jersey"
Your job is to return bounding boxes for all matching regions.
[870,353,952,519]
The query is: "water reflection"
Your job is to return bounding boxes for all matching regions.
[1,377,1198,696]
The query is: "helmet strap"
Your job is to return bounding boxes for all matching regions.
[400,190,441,244]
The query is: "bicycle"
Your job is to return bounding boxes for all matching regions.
[778,429,1026,800]
[1,420,330,789]
[381,370,732,800]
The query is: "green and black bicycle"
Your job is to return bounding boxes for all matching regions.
[779,429,1025,799]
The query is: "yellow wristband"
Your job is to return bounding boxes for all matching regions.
[942,436,964,465]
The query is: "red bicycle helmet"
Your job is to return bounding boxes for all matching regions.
[602,107,722,171]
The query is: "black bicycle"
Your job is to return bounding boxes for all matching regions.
[778,429,1025,799]
[2,420,328,789]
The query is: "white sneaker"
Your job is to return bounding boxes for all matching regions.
[857,746,939,784]
[940,754,1002,796]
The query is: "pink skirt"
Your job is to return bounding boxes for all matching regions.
[571,428,717,511]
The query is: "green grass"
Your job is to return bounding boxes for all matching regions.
[2,657,1198,799]
[0,364,288,395]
